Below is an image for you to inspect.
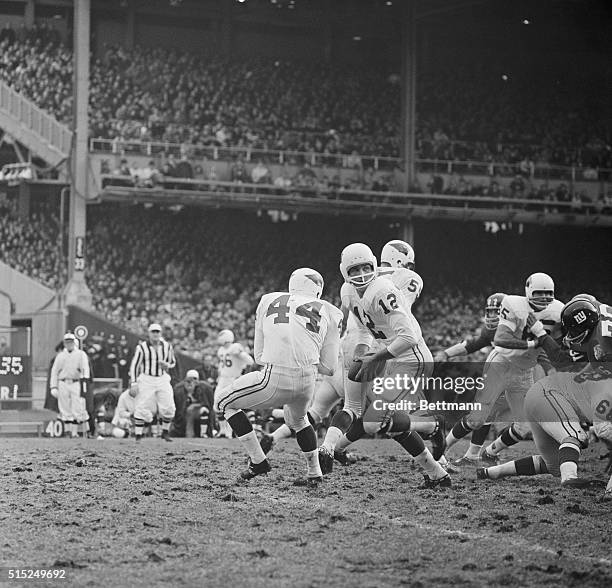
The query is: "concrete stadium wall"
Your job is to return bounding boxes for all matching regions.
[0,261,56,316]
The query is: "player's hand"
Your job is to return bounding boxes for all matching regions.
[525,313,537,329]
[129,383,139,397]
[529,319,546,338]
[159,360,170,370]
[355,354,385,383]
[50,387,58,399]
[434,351,448,363]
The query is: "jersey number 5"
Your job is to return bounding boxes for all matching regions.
[266,295,322,333]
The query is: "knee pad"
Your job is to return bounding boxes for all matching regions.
[466,416,484,431]
[512,422,531,439]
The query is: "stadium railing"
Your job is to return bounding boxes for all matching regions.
[98,175,612,226]
[89,138,611,182]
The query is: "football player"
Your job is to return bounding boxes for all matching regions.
[478,298,612,496]
[319,243,450,488]
[436,292,505,466]
[214,329,254,438]
[214,268,342,485]
[445,273,564,464]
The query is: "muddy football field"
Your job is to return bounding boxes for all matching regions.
[1,437,611,588]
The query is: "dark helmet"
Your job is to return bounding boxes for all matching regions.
[484,292,506,330]
[570,293,598,305]
[561,299,599,347]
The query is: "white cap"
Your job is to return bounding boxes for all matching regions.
[148,323,162,332]
[63,333,76,341]
[186,369,199,380]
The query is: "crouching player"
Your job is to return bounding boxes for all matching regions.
[111,387,136,438]
[214,268,342,485]
[478,298,612,496]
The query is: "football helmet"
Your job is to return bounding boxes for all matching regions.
[484,292,506,330]
[570,293,598,305]
[288,267,324,299]
[340,243,377,288]
[218,329,235,346]
[380,240,415,269]
[525,272,555,311]
[561,299,600,347]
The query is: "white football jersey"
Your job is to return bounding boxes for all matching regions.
[217,342,252,380]
[254,291,342,371]
[341,276,422,359]
[378,266,423,308]
[496,295,564,369]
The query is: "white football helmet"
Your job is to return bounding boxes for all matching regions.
[380,240,415,269]
[288,267,324,299]
[340,243,377,288]
[218,329,235,346]
[525,272,555,311]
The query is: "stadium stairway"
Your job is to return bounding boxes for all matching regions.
[0,79,71,168]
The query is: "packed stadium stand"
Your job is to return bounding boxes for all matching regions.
[1,32,610,174]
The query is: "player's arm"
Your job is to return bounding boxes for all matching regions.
[80,350,91,380]
[438,328,492,361]
[494,303,541,349]
[49,354,61,394]
[253,297,265,365]
[318,312,341,376]
[166,344,176,370]
[117,393,133,419]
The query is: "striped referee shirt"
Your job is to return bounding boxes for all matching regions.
[129,338,176,381]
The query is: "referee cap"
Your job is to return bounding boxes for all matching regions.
[63,332,76,341]
[186,369,199,380]
[148,323,162,332]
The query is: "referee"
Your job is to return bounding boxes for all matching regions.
[129,323,177,442]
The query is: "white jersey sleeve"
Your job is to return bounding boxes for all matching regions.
[116,390,135,419]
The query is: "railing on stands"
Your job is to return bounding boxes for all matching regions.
[0,79,72,156]
[89,138,611,182]
[99,175,612,218]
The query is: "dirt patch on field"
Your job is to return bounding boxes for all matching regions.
[1,438,610,587]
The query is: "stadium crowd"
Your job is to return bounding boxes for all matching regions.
[1,33,610,174]
[1,200,610,369]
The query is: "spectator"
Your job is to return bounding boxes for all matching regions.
[251,160,271,184]
[172,369,216,437]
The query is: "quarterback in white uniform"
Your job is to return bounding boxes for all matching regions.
[215,267,342,484]
[319,243,450,488]
[214,329,254,437]
[471,272,564,462]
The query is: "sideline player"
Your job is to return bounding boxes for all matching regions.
[214,268,342,485]
[319,243,450,487]
[445,273,563,463]
[215,329,254,438]
[129,323,177,442]
[111,387,135,438]
[50,332,91,438]
[478,297,612,496]
[436,292,505,466]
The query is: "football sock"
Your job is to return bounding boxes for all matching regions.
[465,424,491,459]
[485,424,523,456]
[296,426,322,478]
[134,419,144,438]
[161,419,171,433]
[483,455,547,479]
[227,411,267,465]
[446,416,473,449]
[272,424,292,441]
[335,416,365,451]
[322,427,344,453]
[559,441,580,482]
[394,431,447,480]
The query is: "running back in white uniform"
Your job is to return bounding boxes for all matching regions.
[217,343,253,388]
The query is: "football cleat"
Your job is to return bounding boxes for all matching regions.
[318,446,334,475]
[334,450,357,466]
[419,474,452,489]
[259,433,275,455]
[451,456,480,468]
[239,458,271,481]
[476,467,489,480]
[161,431,173,443]
[479,450,499,466]
[560,477,592,488]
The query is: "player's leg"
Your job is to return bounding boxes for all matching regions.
[284,376,322,484]
[156,378,176,442]
[478,382,552,480]
[214,377,234,438]
[484,366,534,459]
[445,350,507,455]
[56,381,75,437]
[133,378,156,440]
[216,366,277,478]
